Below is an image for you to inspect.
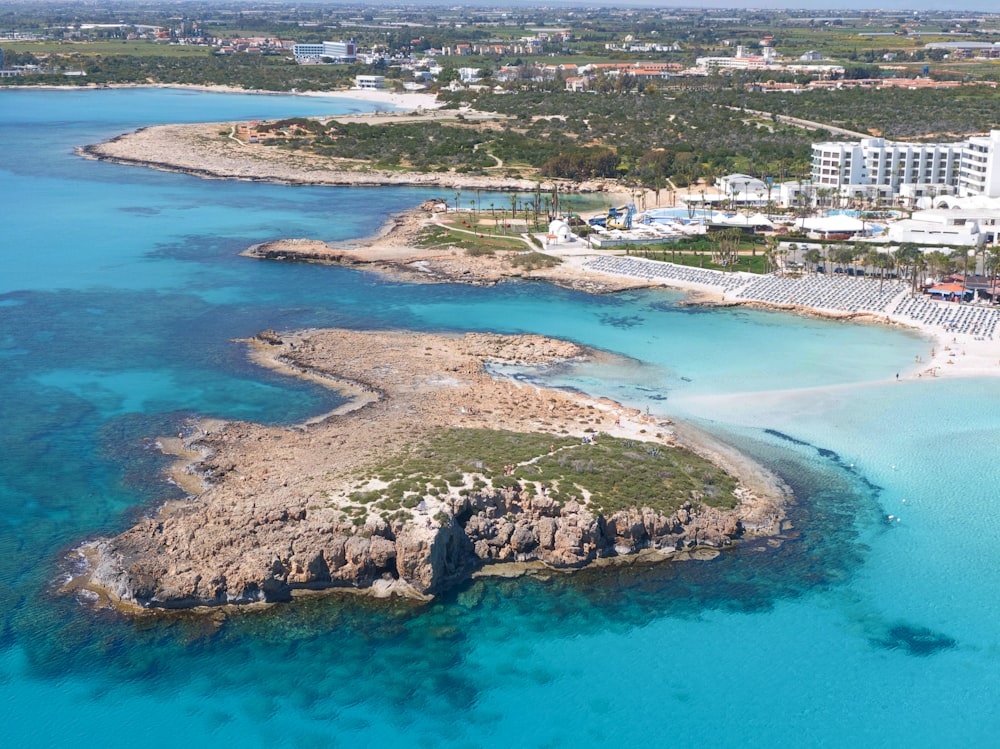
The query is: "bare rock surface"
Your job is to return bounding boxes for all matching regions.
[79,329,785,611]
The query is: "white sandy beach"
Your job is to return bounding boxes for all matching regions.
[553,251,1000,381]
[295,87,442,111]
[11,81,443,111]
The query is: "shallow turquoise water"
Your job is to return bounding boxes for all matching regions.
[1,89,997,747]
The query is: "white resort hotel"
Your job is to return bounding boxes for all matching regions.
[812,130,1000,204]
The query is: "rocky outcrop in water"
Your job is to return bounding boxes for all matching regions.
[78,328,785,612]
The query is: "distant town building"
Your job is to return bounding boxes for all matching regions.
[925,41,1000,59]
[0,47,25,78]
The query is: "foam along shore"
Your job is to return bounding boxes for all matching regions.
[73,328,786,612]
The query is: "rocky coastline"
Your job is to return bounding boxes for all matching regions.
[239,210,654,294]
[76,121,613,194]
[75,329,787,613]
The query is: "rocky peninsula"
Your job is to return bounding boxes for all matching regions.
[78,329,786,612]
[239,211,648,294]
[77,117,611,194]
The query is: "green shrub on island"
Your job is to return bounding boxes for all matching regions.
[343,428,737,518]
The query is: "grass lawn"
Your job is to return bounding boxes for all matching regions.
[416,222,530,254]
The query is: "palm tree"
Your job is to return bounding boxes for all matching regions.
[866,249,894,291]
[926,250,951,285]
[986,247,1000,305]
[821,243,832,275]
[951,248,974,292]
[834,245,856,277]
[804,248,822,274]
[763,243,776,274]
[863,249,877,277]
[895,243,922,294]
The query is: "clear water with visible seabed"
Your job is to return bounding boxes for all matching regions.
[1,88,998,748]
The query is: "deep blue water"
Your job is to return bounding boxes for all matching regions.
[2,88,999,747]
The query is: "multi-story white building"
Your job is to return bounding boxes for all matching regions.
[959,131,1000,199]
[354,75,386,90]
[811,132,1000,203]
[293,40,356,63]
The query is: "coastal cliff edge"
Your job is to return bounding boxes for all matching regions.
[77,329,786,612]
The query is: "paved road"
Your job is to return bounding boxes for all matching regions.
[732,106,870,139]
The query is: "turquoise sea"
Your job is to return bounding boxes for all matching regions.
[2,88,999,747]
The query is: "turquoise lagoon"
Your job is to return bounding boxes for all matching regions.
[1,89,998,747]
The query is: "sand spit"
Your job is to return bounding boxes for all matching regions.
[74,329,786,613]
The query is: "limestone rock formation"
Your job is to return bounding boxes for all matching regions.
[78,328,784,611]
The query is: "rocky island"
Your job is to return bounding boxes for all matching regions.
[78,328,786,612]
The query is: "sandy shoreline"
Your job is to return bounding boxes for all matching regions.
[241,210,1000,381]
[566,258,1000,381]
[8,81,443,110]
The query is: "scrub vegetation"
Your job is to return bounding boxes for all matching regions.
[343,428,738,518]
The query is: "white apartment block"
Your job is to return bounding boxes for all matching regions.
[292,40,357,62]
[812,131,1000,202]
[959,131,1000,198]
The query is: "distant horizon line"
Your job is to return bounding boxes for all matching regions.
[29,0,1000,13]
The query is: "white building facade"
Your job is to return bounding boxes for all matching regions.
[354,75,385,90]
[293,40,357,63]
[812,131,1000,203]
[959,131,1000,199]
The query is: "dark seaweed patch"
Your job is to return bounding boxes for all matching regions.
[764,428,811,447]
[597,313,645,329]
[872,624,957,657]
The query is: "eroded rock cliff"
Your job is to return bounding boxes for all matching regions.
[78,329,784,611]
